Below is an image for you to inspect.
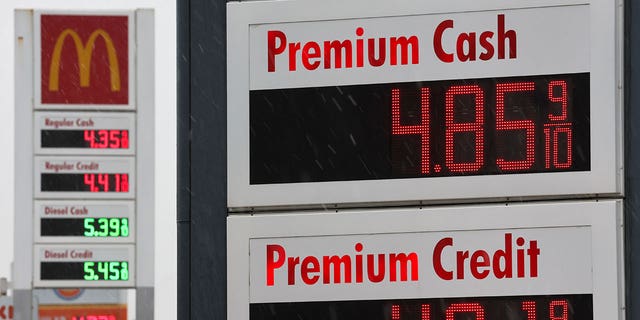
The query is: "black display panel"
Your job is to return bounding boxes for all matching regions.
[250,294,592,320]
[250,73,590,184]
[40,261,130,281]
[41,218,130,237]
[41,129,130,149]
[40,173,130,192]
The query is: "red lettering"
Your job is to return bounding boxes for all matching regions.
[266,244,285,286]
[470,250,490,279]
[456,32,476,62]
[390,36,419,65]
[323,255,352,283]
[288,257,300,285]
[434,14,516,63]
[433,237,453,280]
[492,233,513,278]
[478,31,494,61]
[434,233,540,281]
[528,240,540,277]
[302,42,321,70]
[267,30,287,72]
[434,20,454,62]
[323,40,352,69]
[301,256,320,285]
[456,250,469,279]
[288,42,301,71]
[389,253,419,281]
[498,14,517,59]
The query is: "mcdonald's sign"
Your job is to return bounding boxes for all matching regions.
[40,14,129,105]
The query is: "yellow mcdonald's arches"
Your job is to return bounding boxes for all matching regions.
[48,28,121,92]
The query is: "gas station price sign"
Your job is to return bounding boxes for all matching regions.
[35,112,136,155]
[34,245,135,287]
[227,0,622,208]
[35,156,135,199]
[227,201,623,320]
[35,201,135,243]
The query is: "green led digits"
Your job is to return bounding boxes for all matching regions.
[83,218,129,237]
[83,261,129,281]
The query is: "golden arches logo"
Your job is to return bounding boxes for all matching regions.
[48,28,121,92]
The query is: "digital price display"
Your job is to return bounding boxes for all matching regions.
[251,73,589,183]
[40,218,130,237]
[35,112,135,155]
[227,1,621,207]
[35,201,135,243]
[35,157,135,199]
[41,261,129,281]
[250,294,592,320]
[34,245,135,287]
[228,201,623,320]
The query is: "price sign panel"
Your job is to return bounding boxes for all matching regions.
[34,156,135,199]
[35,200,135,243]
[34,245,135,288]
[228,200,623,320]
[35,112,136,155]
[227,0,622,208]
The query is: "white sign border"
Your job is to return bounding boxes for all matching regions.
[227,0,623,209]
[227,200,624,319]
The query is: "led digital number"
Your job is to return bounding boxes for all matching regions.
[83,261,129,281]
[249,295,592,320]
[388,300,569,320]
[40,173,129,192]
[83,130,129,149]
[40,218,129,237]
[391,80,572,174]
[40,130,129,149]
[83,174,129,192]
[40,261,130,281]
[249,73,590,184]
[83,218,129,237]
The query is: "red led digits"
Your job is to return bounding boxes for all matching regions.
[548,81,568,121]
[550,300,569,320]
[445,302,485,320]
[545,80,572,169]
[522,301,536,320]
[392,304,400,320]
[83,130,130,149]
[445,85,484,173]
[421,304,431,320]
[83,174,129,192]
[83,174,98,192]
[391,88,430,174]
[495,81,535,171]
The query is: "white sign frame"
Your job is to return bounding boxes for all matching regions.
[34,112,136,155]
[34,244,135,288]
[228,200,624,319]
[227,0,623,209]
